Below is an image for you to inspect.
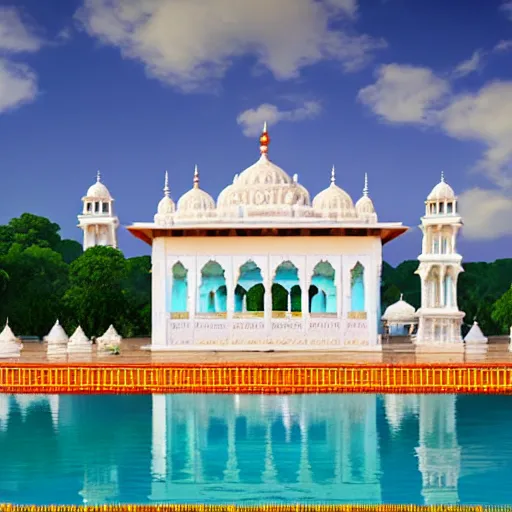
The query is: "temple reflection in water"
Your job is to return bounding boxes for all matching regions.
[0,393,473,505]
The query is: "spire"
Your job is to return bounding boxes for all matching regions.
[259,122,270,156]
[163,171,170,198]
[193,164,199,189]
[330,165,336,185]
[400,293,403,301]
[96,170,101,182]
[441,170,445,183]
[363,172,369,197]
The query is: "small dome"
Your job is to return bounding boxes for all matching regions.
[312,167,356,218]
[44,320,69,343]
[0,319,18,343]
[176,166,216,217]
[382,295,416,323]
[427,172,455,201]
[355,173,377,221]
[158,196,175,215]
[154,172,175,225]
[86,171,112,200]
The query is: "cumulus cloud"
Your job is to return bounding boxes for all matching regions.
[0,7,42,53]
[0,59,37,113]
[358,63,512,240]
[76,0,386,91]
[458,188,512,240]
[452,49,484,78]
[0,7,41,114]
[357,64,449,124]
[237,101,321,136]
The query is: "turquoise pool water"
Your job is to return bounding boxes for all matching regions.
[0,394,511,505]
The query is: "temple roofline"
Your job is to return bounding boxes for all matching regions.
[127,224,408,246]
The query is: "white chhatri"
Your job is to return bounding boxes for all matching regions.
[68,325,93,354]
[415,173,465,352]
[0,319,22,358]
[464,321,488,355]
[45,320,69,356]
[78,170,119,250]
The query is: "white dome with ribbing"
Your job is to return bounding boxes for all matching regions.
[312,167,357,219]
[176,166,216,218]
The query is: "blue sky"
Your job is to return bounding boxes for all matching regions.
[0,0,511,265]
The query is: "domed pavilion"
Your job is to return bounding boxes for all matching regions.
[128,125,408,351]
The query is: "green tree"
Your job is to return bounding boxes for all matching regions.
[63,246,129,337]
[0,225,14,256]
[55,239,83,264]
[0,244,68,337]
[492,286,512,334]
[123,256,152,336]
[8,213,61,250]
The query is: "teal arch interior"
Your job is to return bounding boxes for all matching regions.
[309,261,336,313]
[170,262,188,312]
[199,261,227,313]
[272,261,301,312]
[235,261,264,312]
[350,262,365,312]
[444,272,453,307]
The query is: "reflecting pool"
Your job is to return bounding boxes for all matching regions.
[0,394,511,505]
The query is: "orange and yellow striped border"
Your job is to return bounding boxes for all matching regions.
[1,363,512,394]
[0,505,511,512]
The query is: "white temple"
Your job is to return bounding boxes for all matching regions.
[78,171,119,250]
[128,126,409,351]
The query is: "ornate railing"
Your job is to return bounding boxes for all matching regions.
[0,505,511,512]
[0,363,511,394]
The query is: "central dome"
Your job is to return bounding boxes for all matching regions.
[217,125,310,212]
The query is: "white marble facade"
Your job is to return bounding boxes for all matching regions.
[129,125,405,351]
[150,238,383,350]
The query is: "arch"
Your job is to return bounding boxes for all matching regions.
[272,261,301,313]
[309,261,336,313]
[171,261,188,312]
[426,265,441,308]
[350,262,365,312]
[198,260,227,314]
[235,261,264,312]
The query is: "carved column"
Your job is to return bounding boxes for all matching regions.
[151,395,167,481]
[264,256,272,337]
[151,238,167,348]
[300,259,309,329]
[439,266,446,307]
[336,257,343,319]
[189,257,198,342]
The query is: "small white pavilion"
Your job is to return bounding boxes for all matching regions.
[381,294,417,336]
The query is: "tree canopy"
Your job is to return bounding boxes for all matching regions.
[0,213,510,338]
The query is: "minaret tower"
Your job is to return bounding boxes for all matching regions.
[415,173,465,351]
[415,395,461,505]
[78,171,119,250]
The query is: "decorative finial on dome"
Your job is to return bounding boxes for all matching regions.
[400,293,403,301]
[163,171,170,198]
[363,172,369,197]
[96,170,101,182]
[331,165,336,185]
[259,122,270,156]
[441,170,445,183]
[293,173,298,184]
[193,165,199,189]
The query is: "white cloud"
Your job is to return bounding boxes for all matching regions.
[0,7,42,53]
[359,64,512,240]
[500,0,512,20]
[0,7,41,115]
[493,39,512,52]
[237,101,321,136]
[452,50,484,78]
[0,59,37,113]
[440,82,512,189]
[76,0,386,91]
[458,187,512,240]
[357,64,449,124]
